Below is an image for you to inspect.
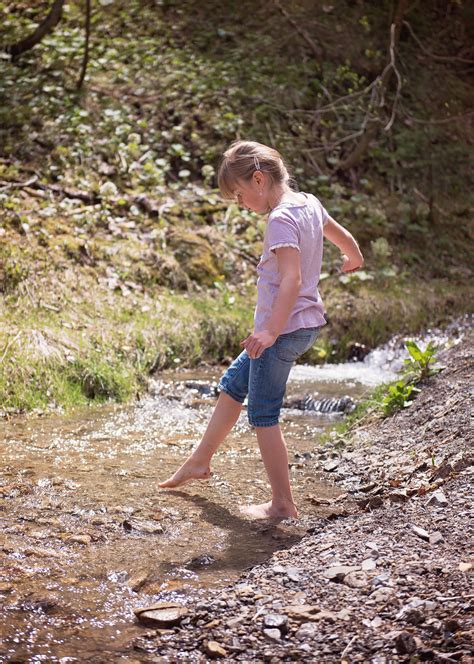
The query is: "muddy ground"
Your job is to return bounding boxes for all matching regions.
[128,331,473,663]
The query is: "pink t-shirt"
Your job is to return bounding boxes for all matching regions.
[254,192,329,335]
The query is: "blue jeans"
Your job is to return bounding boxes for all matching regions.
[218,327,320,427]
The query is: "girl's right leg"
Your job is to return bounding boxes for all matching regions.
[159,351,250,488]
[159,392,242,488]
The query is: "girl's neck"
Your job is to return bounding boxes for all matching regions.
[267,184,292,211]
[267,184,305,212]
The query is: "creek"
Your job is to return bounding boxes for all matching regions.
[0,326,462,661]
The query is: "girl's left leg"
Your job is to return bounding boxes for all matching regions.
[240,424,297,519]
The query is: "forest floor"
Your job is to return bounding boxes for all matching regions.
[129,330,473,663]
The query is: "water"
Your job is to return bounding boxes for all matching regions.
[0,324,466,661]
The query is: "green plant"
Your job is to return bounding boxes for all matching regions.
[403,340,444,382]
[382,380,420,416]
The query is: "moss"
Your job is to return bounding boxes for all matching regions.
[167,229,222,285]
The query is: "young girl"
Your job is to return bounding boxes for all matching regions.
[159,140,364,519]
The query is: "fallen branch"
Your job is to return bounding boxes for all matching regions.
[272,0,324,60]
[403,20,474,65]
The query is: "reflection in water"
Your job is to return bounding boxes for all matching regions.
[0,349,407,661]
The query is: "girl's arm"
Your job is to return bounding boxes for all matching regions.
[241,247,301,359]
[323,217,364,272]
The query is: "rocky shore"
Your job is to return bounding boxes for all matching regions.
[130,331,473,663]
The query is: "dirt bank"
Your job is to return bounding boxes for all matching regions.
[129,331,473,663]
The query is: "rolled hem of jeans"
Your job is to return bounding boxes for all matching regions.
[218,385,245,405]
[249,419,280,428]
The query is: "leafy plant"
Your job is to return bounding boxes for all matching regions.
[382,380,420,416]
[403,340,444,382]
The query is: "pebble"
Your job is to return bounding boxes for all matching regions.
[362,558,377,571]
[429,530,444,545]
[263,613,288,632]
[262,628,281,642]
[323,565,361,582]
[134,603,188,627]
[395,630,417,654]
[295,622,318,640]
[344,570,369,588]
[203,640,227,658]
[427,489,449,507]
[411,524,430,541]
[286,567,301,582]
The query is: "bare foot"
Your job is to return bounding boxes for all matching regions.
[240,499,298,520]
[158,457,211,488]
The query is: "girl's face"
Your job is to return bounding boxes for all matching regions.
[233,172,270,214]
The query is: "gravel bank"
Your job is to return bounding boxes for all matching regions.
[130,332,473,663]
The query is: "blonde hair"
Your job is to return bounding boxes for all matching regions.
[218,140,291,199]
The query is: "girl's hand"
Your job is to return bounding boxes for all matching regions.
[241,330,277,359]
[341,253,364,273]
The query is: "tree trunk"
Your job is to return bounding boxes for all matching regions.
[6,0,66,58]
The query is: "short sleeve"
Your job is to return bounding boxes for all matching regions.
[320,200,330,226]
[266,214,301,253]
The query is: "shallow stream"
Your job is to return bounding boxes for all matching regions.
[0,326,464,661]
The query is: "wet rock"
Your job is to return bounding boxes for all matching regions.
[428,490,449,507]
[127,571,149,592]
[186,554,216,569]
[203,640,228,658]
[122,518,164,534]
[395,630,417,654]
[263,628,281,642]
[323,565,361,582]
[134,602,188,627]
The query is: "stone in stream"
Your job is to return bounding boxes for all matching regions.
[283,394,356,414]
[127,570,149,592]
[134,602,188,627]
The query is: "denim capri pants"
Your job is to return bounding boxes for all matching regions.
[218,326,320,427]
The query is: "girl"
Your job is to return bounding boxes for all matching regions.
[159,140,364,520]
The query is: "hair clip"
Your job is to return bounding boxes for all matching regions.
[253,155,261,171]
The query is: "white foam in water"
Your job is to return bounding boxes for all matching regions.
[290,321,468,388]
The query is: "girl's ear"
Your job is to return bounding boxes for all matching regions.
[253,171,264,187]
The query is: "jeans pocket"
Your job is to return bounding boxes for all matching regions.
[275,328,319,363]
